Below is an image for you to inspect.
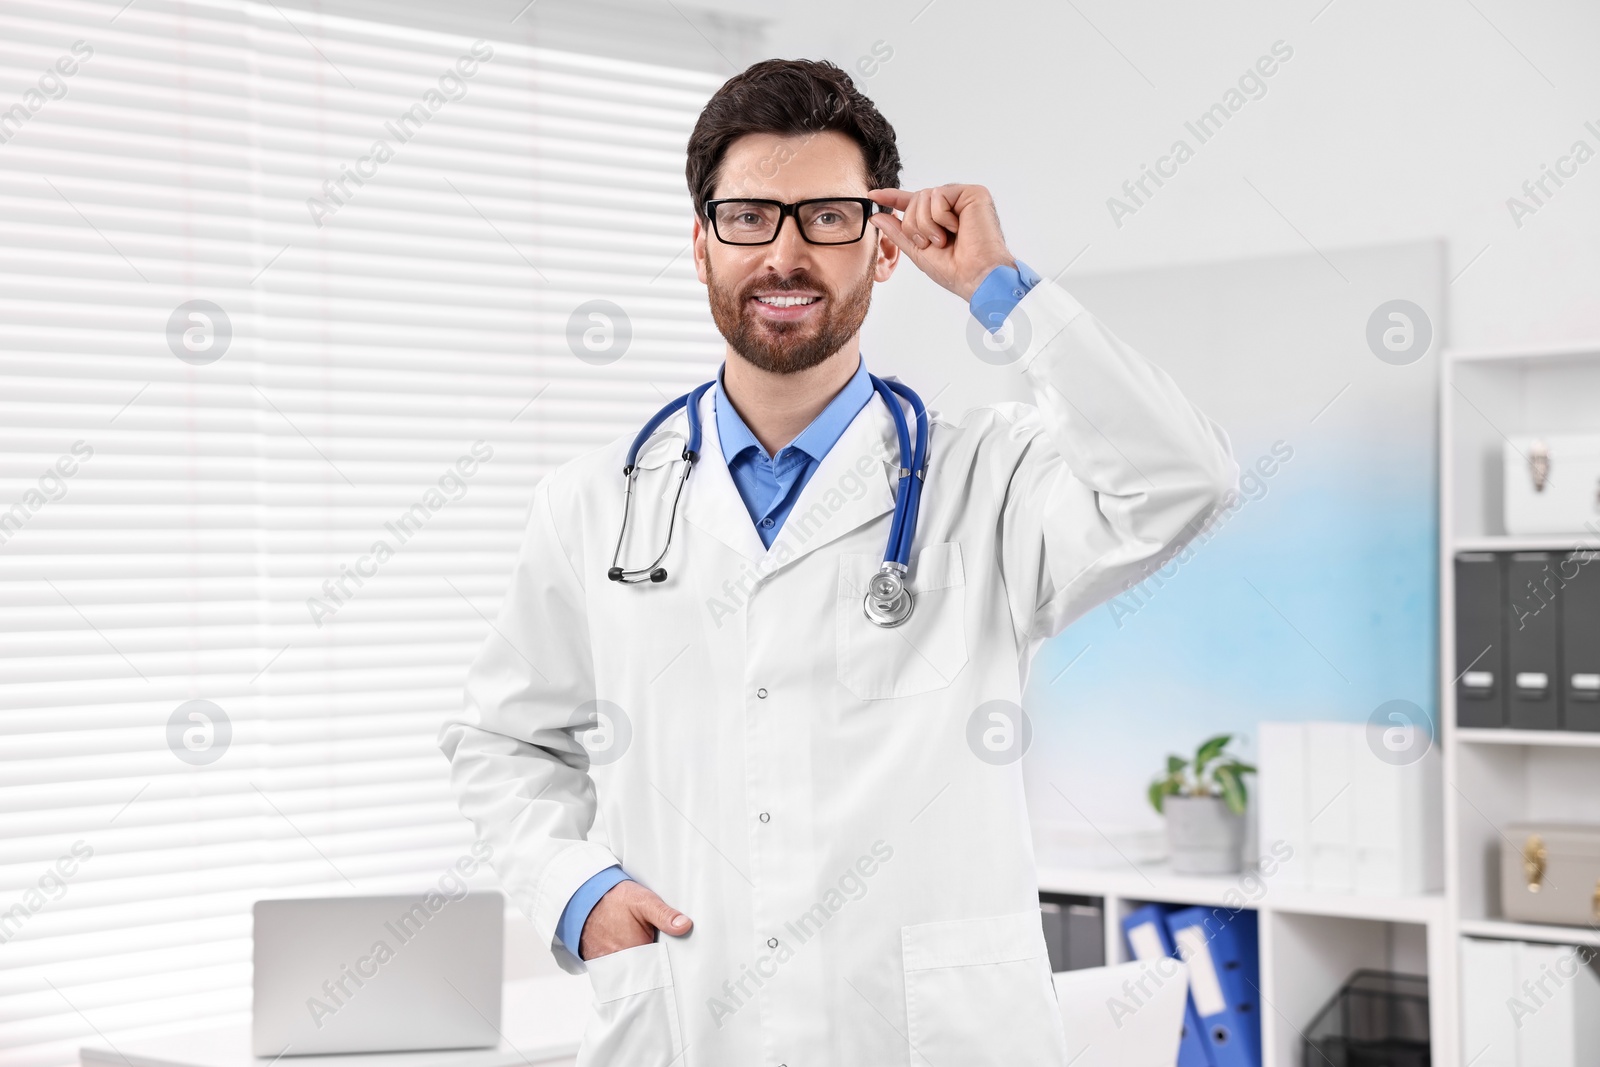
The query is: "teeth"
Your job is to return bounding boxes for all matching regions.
[756,295,819,307]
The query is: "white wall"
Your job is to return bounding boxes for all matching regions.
[679,0,1599,374]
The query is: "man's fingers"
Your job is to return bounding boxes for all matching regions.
[908,189,943,249]
[869,211,918,256]
[870,187,954,249]
[929,187,961,234]
[903,190,926,248]
[867,187,912,210]
[639,891,693,936]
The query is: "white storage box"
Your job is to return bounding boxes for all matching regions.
[1504,435,1600,535]
[1257,721,1442,896]
[1462,937,1600,1066]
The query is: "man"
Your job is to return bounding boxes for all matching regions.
[438,57,1237,1065]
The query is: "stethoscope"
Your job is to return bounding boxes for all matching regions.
[607,373,929,627]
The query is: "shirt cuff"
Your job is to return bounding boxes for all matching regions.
[555,864,631,958]
[969,258,1042,334]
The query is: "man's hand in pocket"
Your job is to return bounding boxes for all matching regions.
[579,879,693,960]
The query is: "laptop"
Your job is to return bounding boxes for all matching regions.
[252,892,504,1057]
[1054,957,1190,1067]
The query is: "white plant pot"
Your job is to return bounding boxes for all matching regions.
[1164,795,1244,875]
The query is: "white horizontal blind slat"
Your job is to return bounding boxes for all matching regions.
[0,1,727,1063]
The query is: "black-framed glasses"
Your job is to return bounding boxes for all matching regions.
[704,197,889,246]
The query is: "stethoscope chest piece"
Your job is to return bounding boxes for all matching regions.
[862,565,914,627]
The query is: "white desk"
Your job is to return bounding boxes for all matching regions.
[80,965,1189,1067]
[79,976,591,1067]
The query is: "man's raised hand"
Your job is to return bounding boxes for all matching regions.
[868,184,1016,303]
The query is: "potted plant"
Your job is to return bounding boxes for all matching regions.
[1148,733,1256,875]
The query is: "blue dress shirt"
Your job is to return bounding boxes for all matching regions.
[714,353,876,546]
[553,260,1041,958]
[970,258,1042,333]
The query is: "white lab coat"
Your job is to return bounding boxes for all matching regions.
[437,277,1239,1066]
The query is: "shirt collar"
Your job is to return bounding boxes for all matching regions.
[713,354,874,466]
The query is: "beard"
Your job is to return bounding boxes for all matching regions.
[706,256,875,375]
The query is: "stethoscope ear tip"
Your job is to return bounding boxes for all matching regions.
[607,567,624,582]
[649,568,668,583]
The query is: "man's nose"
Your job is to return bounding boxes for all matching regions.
[760,213,814,272]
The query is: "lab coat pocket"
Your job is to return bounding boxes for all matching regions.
[577,940,685,1067]
[901,910,1070,1066]
[836,540,968,699]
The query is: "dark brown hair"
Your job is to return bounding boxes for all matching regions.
[685,58,902,219]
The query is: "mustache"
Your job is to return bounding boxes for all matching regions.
[741,275,828,298]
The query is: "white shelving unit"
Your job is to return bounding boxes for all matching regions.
[1038,864,1448,1067]
[1033,340,1600,1067]
[1441,340,1600,1067]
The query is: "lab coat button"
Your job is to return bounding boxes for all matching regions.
[767,937,778,948]
[758,811,770,823]
[756,687,768,698]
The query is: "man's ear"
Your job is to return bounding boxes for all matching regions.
[692,215,709,285]
[873,224,900,283]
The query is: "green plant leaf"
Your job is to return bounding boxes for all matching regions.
[1166,755,1188,776]
[1216,766,1248,815]
[1226,760,1258,775]
[1194,733,1231,770]
[1148,774,1186,814]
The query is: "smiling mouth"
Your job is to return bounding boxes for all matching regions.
[752,295,822,307]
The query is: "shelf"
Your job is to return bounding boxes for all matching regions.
[1459,918,1600,948]
[1452,535,1600,553]
[1456,727,1600,747]
[1036,863,1446,925]
[1445,341,1600,366]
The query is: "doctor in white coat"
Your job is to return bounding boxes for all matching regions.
[439,58,1238,1066]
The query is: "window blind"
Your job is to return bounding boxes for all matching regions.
[0,1,735,1062]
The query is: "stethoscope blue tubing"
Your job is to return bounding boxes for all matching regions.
[871,375,928,568]
[623,380,714,469]
[622,373,927,568]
